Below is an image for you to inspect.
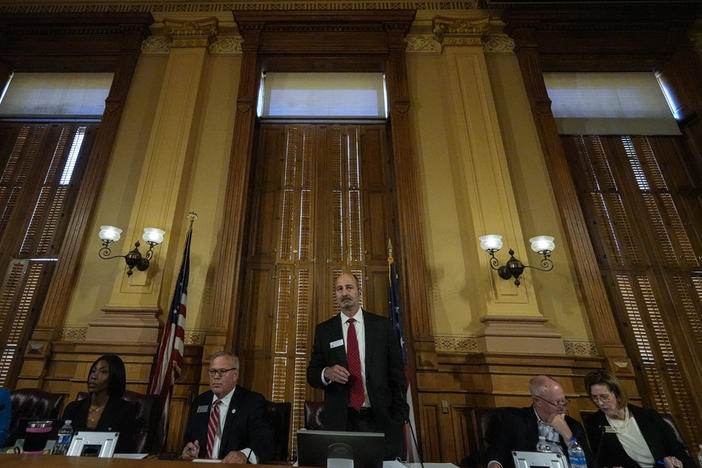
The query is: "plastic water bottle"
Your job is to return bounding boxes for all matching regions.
[53,420,73,455]
[567,438,587,468]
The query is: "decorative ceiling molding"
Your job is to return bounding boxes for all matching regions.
[483,33,513,54]
[163,16,218,47]
[405,33,441,54]
[209,34,243,55]
[0,0,481,15]
[433,16,489,47]
[141,34,170,54]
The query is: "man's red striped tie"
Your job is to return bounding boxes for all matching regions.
[346,318,364,411]
[206,399,221,459]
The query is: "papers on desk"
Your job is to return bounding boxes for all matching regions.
[113,453,149,459]
[193,459,222,463]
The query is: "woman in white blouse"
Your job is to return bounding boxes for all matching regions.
[584,369,693,468]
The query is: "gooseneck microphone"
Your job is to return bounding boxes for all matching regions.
[593,424,607,466]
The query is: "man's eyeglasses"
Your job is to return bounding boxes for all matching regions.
[534,395,569,408]
[590,393,613,404]
[208,367,237,377]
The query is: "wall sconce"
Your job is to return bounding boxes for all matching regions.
[479,234,555,286]
[98,225,165,276]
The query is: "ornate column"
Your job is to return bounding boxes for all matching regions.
[385,21,437,369]
[432,16,564,354]
[86,18,218,344]
[503,20,628,367]
[209,18,262,357]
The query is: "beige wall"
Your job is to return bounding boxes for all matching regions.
[406,46,592,341]
[155,54,242,332]
[65,54,167,326]
[485,53,591,340]
[63,21,592,345]
[64,52,242,334]
[406,52,483,335]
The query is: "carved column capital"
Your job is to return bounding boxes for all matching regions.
[405,33,442,54]
[209,34,243,55]
[163,17,218,48]
[432,16,489,47]
[483,33,515,55]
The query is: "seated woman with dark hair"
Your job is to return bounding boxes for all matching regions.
[62,354,137,453]
[584,369,694,468]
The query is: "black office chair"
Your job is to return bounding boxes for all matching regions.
[264,400,291,463]
[76,390,160,453]
[8,388,66,446]
[304,401,324,430]
[459,407,506,468]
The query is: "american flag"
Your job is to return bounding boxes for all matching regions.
[388,240,420,462]
[149,228,192,452]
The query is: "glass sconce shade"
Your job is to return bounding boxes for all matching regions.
[99,225,122,243]
[529,235,556,254]
[479,235,503,252]
[142,228,165,244]
[99,225,165,276]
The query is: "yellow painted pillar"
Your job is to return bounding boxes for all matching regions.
[432,16,564,354]
[86,18,218,344]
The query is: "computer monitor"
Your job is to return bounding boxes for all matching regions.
[297,429,385,468]
[511,450,567,468]
[16,419,60,453]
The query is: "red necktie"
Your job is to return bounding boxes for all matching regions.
[346,318,364,411]
[206,399,221,458]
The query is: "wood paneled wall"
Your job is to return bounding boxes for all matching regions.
[0,12,152,390]
[415,352,618,463]
[31,344,615,461]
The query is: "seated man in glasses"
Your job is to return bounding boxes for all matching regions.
[181,351,273,463]
[485,375,592,468]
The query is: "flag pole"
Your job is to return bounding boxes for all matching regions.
[150,211,196,452]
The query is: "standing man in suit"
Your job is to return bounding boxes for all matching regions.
[486,375,593,468]
[182,351,273,463]
[307,271,409,459]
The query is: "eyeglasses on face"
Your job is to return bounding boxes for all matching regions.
[534,395,569,408]
[590,392,614,404]
[208,367,237,377]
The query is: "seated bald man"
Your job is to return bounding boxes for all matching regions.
[181,352,273,463]
[485,375,593,468]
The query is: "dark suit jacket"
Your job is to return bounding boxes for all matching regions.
[306,310,409,459]
[62,395,138,453]
[485,406,593,468]
[585,404,695,468]
[182,386,273,463]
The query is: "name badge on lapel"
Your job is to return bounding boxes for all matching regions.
[197,405,209,413]
[603,426,617,433]
[330,339,344,349]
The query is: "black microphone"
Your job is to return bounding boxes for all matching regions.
[405,418,424,468]
[593,424,607,467]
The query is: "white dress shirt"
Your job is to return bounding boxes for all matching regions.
[321,309,370,408]
[210,387,258,463]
